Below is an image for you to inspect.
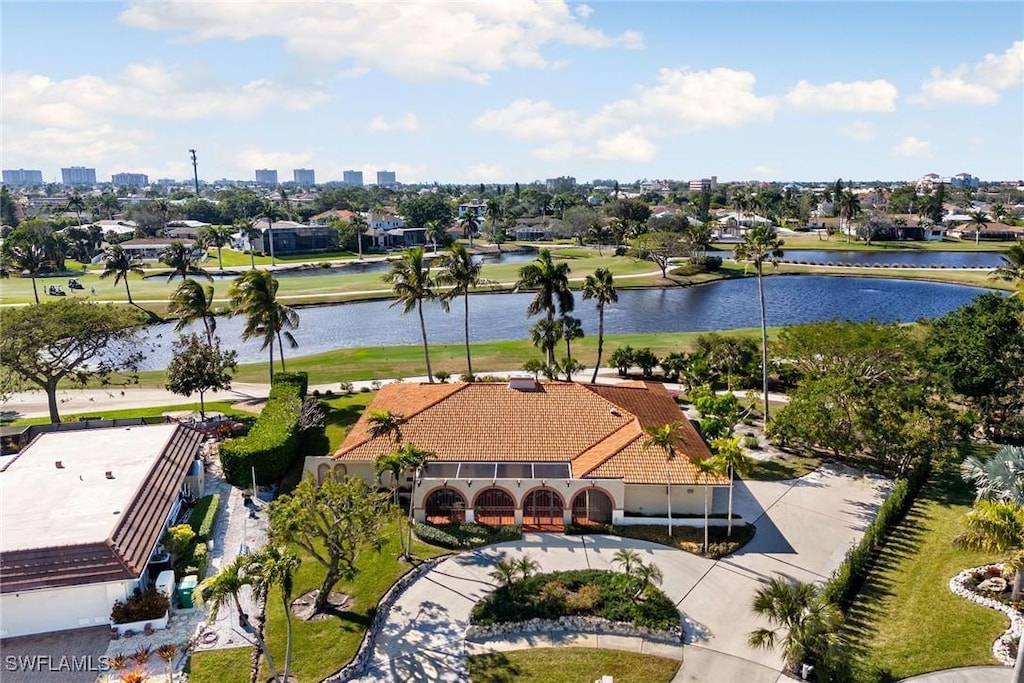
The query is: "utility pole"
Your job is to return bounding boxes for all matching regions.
[189,149,200,197]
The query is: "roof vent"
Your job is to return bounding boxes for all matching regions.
[508,377,540,392]
[609,408,621,417]
[105,471,114,479]
[55,461,64,469]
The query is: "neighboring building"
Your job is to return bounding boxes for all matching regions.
[949,172,980,189]
[156,178,178,186]
[61,166,97,185]
[255,169,279,185]
[343,170,364,186]
[0,423,205,638]
[245,219,338,255]
[2,169,43,186]
[111,172,149,187]
[546,176,577,194]
[82,219,138,239]
[457,201,487,219]
[367,213,404,231]
[164,220,211,240]
[95,237,198,262]
[311,380,728,531]
[376,170,397,187]
[293,168,315,185]
[688,177,718,193]
[311,209,360,224]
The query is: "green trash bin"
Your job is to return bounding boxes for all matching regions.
[177,574,198,609]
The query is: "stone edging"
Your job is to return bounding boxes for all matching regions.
[321,554,451,682]
[466,615,683,645]
[949,564,1022,666]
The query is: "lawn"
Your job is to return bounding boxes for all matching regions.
[187,647,252,683]
[844,450,1007,681]
[467,647,680,683]
[7,400,254,426]
[747,452,823,481]
[320,392,376,451]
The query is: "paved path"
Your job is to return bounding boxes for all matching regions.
[900,667,1011,683]
[348,463,891,683]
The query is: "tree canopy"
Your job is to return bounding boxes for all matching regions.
[165,334,238,420]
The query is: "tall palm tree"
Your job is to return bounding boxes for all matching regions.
[711,437,754,537]
[4,243,51,304]
[168,279,217,344]
[459,210,479,247]
[350,213,368,259]
[838,189,861,243]
[695,456,725,552]
[528,318,562,368]
[436,243,494,378]
[383,247,437,382]
[235,218,263,270]
[515,249,574,364]
[247,546,301,683]
[969,209,989,246]
[582,268,617,383]
[261,200,285,266]
[559,315,584,368]
[424,220,446,254]
[375,443,432,559]
[954,500,1024,600]
[485,198,502,238]
[992,244,1024,295]
[202,225,234,270]
[66,192,86,226]
[734,225,784,422]
[367,409,405,444]
[227,269,300,381]
[160,240,212,282]
[748,576,845,674]
[642,423,681,536]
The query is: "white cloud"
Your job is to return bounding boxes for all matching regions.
[891,136,933,158]
[367,113,421,133]
[464,163,508,181]
[119,1,643,84]
[1,125,149,168]
[840,120,877,142]
[784,79,897,112]
[591,128,657,162]
[913,41,1024,105]
[474,99,580,140]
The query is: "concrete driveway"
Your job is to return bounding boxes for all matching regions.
[348,463,890,683]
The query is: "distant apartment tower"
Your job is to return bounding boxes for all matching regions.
[255,169,279,185]
[545,176,576,193]
[343,170,364,187]
[2,169,43,186]
[61,166,97,185]
[156,178,177,186]
[293,168,315,185]
[111,172,149,187]
[376,170,397,187]
[688,176,718,192]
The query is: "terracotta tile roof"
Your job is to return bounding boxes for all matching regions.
[335,381,725,485]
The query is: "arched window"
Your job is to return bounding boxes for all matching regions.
[571,489,613,525]
[473,488,515,526]
[523,489,565,530]
[317,463,331,485]
[424,488,467,524]
[333,464,347,480]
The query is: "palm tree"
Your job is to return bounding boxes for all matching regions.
[367,409,405,444]
[559,315,584,372]
[612,548,641,577]
[694,456,725,553]
[992,244,1024,294]
[954,500,1024,600]
[961,446,1024,505]
[227,269,299,381]
[969,209,989,246]
[485,198,502,238]
[838,189,861,243]
[160,241,212,282]
[436,243,494,378]
[515,249,574,364]
[383,247,437,382]
[261,200,285,266]
[529,318,562,367]
[4,242,51,304]
[168,279,218,344]
[350,213,368,259]
[459,210,479,247]
[195,555,252,624]
[711,437,753,538]
[632,561,664,601]
[375,443,432,558]
[424,220,446,254]
[202,225,234,270]
[734,225,784,422]
[66,192,86,226]
[582,268,617,383]
[235,218,263,269]
[155,643,178,683]
[748,576,844,674]
[247,546,301,682]
[642,423,681,536]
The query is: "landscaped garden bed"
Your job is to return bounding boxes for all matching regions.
[413,521,521,549]
[950,563,1024,665]
[566,523,755,559]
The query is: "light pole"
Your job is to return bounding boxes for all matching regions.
[189,149,200,197]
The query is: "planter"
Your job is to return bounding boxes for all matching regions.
[111,611,169,637]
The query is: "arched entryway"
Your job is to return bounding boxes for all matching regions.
[473,488,515,526]
[523,489,565,531]
[571,489,613,526]
[424,488,467,524]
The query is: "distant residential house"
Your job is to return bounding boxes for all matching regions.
[311,209,360,224]
[79,219,137,238]
[164,220,211,240]
[457,202,487,219]
[365,227,427,249]
[92,237,198,262]
[246,219,338,255]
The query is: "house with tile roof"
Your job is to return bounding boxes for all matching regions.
[308,379,728,531]
[0,423,205,637]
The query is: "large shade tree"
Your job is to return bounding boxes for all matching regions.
[582,268,617,383]
[165,334,237,420]
[515,249,574,364]
[227,269,300,382]
[383,247,438,382]
[98,245,145,306]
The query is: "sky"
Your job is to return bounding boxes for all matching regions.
[2,1,1023,185]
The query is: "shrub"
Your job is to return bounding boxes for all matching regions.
[413,522,521,549]
[338,381,354,394]
[742,435,760,449]
[188,494,220,541]
[359,386,370,393]
[191,543,209,579]
[434,370,451,383]
[162,524,195,558]
[219,372,307,486]
[111,587,170,624]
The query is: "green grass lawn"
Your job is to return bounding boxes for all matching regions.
[187,647,252,683]
[320,392,376,451]
[747,452,823,481]
[468,647,680,683]
[7,400,254,426]
[845,450,1007,681]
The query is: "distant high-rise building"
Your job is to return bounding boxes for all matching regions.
[61,166,97,185]
[111,172,149,187]
[376,170,396,187]
[688,176,718,192]
[343,170,364,187]
[545,176,576,193]
[2,169,44,186]
[293,168,315,185]
[156,178,177,186]
[255,169,279,185]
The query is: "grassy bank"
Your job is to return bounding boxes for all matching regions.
[468,648,680,683]
[8,400,254,427]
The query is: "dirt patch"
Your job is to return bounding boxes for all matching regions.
[232,398,267,414]
[291,590,353,622]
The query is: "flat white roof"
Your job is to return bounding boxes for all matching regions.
[0,424,178,552]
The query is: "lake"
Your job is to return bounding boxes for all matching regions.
[778,249,1004,268]
[134,275,995,370]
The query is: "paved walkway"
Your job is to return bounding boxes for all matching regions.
[347,463,890,683]
[900,667,1011,682]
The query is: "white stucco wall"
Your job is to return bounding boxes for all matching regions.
[0,580,137,638]
[623,484,711,516]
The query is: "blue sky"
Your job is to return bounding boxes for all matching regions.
[2,1,1022,184]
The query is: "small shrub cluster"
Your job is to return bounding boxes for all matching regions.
[188,494,220,541]
[413,522,521,549]
[111,587,170,624]
[566,523,756,559]
[219,372,307,486]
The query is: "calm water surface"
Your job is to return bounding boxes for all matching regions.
[780,249,1003,267]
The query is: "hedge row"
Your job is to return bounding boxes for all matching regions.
[188,494,220,541]
[219,372,308,486]
[413,522,521,549]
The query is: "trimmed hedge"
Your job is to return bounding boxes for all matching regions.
[219,372,307,486]
[413,522,521,549]
[188,494,220,541]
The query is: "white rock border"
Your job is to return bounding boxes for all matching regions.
[467,615,683,644]
[949,564,1023,666]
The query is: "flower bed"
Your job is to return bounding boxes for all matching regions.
[949,563,1023,665]
[466,615,682,643]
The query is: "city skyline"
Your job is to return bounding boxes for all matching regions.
[2,2,1022,183]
